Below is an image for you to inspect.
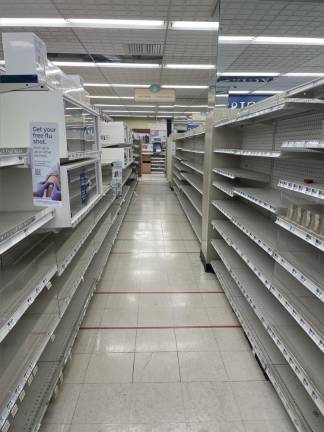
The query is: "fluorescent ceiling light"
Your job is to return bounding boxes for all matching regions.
[254,36,324,45]
[284,72,324,77]
[53,61,96,67]
[94,104,155,108]
[166,64,215,70]
[219,35,324,46]
[161,85,208,89]
[159,111,202,114]
[219,36,254,44]
[175,104,208,108]
[85,83,150,88]
[97,62,160,69]
[103,110,156,113]
[54,61,159,69]
[89,96,135,99]
[0,18,66,27]
[0,17,164,29]
[218,71,280,77]
[252,90,284,94]
[171,21,219,31]
[68,19,164,29]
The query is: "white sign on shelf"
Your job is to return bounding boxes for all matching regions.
[30,122,62,207]
[112,160,123,196]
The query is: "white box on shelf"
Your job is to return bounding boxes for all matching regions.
[2,33,47,84]
[99,121,132,147]
[101,147,133,168]
[0,90,99,160]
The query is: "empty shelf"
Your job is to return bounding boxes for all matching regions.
[278,179,324,200]
[181,172,203,194]
[282,140,324,150]
[174,187,202,242]
[214,148,281,158]
[213,167,270,182]
[212,219,324,352]
[212,260,324,432]
[181,185,202,216]
[213,180,235,197]
[215,98,324,127]
[177,148,205,155]
[233,186,288,213]
[180,160,204,175]
[0,149,27,168]
[212,240,324,415]
[0,242,57,343]
[276,215,324,252]
[211,199,324,301]
[0,208,55,255]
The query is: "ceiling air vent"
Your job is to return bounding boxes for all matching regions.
[125,43,164,57]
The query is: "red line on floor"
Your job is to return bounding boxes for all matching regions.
[80,324,241,330]
[95,291,224,295]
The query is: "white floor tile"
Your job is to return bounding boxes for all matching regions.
[231,381,289,421]
[221,351,265,382]
[213,328,250,352]
[95,330,136,353]
[186,421,245,432]
[129,424,186,432]
[39,425,70,432]
[106,294,139,309]
[101,309,138,327]
[85,353,134,383]
[178,351,228,382]
[133,352,180,382]
[182,382,242,422]
[136,329,177,352]
[243,419,295,432]
[138,306,174,326]
[173,307,210,326]
[175,328,219,352]
[72,383,132,423]
[130,383,185,423]
[69,425,129,432]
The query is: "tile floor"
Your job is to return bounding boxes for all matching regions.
[40,175,295,432]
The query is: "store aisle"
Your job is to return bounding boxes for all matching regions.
[41,177,295,432]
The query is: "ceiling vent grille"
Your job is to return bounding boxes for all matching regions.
[125,43,164,56]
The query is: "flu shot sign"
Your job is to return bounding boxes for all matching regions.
[30,122,62,207]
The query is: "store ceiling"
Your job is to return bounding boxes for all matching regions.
[1,0,324,117]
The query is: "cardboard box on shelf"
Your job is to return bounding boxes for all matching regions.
[142,162,151,174]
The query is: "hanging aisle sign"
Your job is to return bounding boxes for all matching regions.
[30,122,62,207]
[112,160,123,197]
[228,94,271,109]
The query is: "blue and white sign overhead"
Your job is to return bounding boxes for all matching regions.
[228,94,271,109]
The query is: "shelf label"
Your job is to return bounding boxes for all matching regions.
[30,122,62,208]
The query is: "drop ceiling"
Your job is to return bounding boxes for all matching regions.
[1,0,324,116]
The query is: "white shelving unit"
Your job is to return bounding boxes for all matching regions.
[172,128,206,243]
[0,178,137,432]
[201,83,324,431]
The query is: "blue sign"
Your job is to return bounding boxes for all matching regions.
[187,123,200,130]
[228,94,271,109]
[218,77,274,83]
